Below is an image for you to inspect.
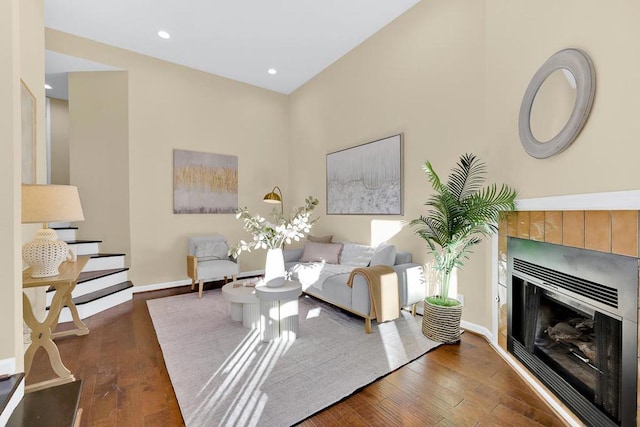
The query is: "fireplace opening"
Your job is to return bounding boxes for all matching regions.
[507,238,637,427]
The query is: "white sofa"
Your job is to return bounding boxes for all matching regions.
[284,241,425,332]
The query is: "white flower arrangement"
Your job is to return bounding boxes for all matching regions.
[229,196,319,258]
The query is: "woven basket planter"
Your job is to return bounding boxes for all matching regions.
[422,298,463,344]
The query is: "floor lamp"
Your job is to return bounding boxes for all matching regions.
[263,185,283,215]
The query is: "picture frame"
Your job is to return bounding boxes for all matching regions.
[173,149,238,214]
[21,80,36,184]
[326,133,403,215]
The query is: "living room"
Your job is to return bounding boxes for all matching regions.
[3,0,640,425]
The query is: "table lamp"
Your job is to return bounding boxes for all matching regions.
[263,185,283,215]
[22,184,85,278]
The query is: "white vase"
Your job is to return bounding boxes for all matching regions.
[264,248,286,287]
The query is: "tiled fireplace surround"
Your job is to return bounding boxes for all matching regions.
[495,192,640,425]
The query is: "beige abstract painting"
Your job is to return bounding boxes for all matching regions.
[173,149,238,214]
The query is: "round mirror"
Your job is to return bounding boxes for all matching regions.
[530,69,577,143]
[518,49,595,158]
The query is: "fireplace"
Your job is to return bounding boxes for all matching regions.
[507,238,638,426]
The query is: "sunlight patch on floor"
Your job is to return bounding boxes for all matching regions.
[189,328,294,426]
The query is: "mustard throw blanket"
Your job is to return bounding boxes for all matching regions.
[346,265,400,322]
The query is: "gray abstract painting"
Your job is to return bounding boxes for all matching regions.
[327,134,403,215]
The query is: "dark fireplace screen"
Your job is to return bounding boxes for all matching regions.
[511,277,621,423]
[507,238,637,427]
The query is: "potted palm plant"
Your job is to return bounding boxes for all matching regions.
[410,153,517,343]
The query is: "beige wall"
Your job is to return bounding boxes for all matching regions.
[46,29,290,285]
[289,0,640,329]
[289,0,491,325]
[49,97,69,185]
[485,0,640,196]
[68,71,131,259]
[31,0,640,334]
[0,0,23,367]
[0,0,44,369]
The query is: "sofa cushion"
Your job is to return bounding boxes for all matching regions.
[300,242,343,264]
[340,243,376,267]
[307,234,333,243]
[369,243,397,267]
[195,240,230,261]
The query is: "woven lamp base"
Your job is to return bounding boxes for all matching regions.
[422,298,463,344]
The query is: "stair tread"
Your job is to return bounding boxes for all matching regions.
[7,380,81,427]
[64,239,102,244]
[78,268,128,284]
[72,281,133,305]
[46,268,129,293]
[0,373,24,417]
[89,253,126,258]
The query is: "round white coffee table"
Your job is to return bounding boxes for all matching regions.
[221,280,260,329]
[255,280,302,342]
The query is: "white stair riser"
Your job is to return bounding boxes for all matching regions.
[46,271,129,306]
[56,288,133,322]
[83,256,125,272]
[68,242,100,256]
[54,229,77,241]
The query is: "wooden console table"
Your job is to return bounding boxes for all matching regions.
[22,256,89,392]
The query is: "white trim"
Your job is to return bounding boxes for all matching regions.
[491,344,582,427]
[460,320,492,341]
[0,358,15,375]
[490,233,499,345]
[0,375,24,427]
[132,279,191,293]
[132,270,264,294]
[515,189,640,211]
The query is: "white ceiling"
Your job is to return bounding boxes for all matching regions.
[44,0,420,95]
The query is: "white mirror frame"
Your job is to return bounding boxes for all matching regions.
[518,48,596,159]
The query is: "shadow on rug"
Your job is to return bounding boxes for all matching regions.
[147,289,440,427]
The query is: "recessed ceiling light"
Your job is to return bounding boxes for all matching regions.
[157,30,171,39]
[267,68,277,75]
[44,84,52,90]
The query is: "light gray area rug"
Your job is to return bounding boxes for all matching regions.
[147,290,440,427]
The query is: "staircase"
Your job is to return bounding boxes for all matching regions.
[47,225,133,322]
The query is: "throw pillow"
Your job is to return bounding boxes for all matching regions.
[339,243,376,267]
[195,241,230,261]
[307,234,333,243]
[369,243,397,266]
[299,242,343,264]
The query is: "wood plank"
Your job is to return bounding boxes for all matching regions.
[27,285,563,427]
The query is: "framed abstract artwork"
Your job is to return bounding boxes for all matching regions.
[326,133,403,215]
[173,149,238,214]
[21,80,36,184]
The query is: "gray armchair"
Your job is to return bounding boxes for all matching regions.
[187,235,238,298]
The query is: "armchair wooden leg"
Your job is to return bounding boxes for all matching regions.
[223,276,228,283]
[232,275,237,282]
[190,279,195,291]
[198,280,203,299]
[411,303,417,317]
[365,317,372,334]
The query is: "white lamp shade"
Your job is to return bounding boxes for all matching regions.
[22,184,85,224]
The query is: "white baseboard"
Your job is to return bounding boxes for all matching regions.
[460,320,493,341]
[132,270,264,294]
[132,279,191,293]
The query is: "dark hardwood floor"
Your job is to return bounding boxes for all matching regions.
[28,285,565,426]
